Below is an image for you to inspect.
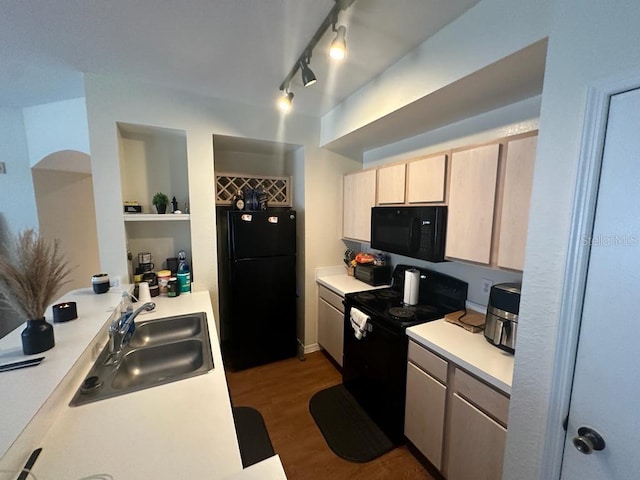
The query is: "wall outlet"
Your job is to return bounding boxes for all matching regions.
[481,278,494,295]
[0,162,6,174]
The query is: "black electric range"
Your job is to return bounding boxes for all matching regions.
[345,264,468,330]
[342,264,468,445]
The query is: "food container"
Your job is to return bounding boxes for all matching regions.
[177,272,191,293]
[168,277,180,297]
[157,270,171,295]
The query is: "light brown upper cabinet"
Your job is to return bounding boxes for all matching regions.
[343,169,377,242]
[497,135,537,271]
[407,154,447,203]
[377,163,406,204]
[446,144,501,264]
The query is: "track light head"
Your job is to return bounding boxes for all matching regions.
[278,91,294,112]
[300,59,317,87]
[330,25,347,60]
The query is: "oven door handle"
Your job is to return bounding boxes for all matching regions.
[345,306,403,340]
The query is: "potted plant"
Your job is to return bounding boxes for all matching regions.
[0,229,74,354]
[152,192,169,214]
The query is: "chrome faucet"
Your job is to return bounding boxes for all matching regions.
[108,301,155,362]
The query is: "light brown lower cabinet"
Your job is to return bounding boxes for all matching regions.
[405,362,447,470]
[446,393,507,480]
[405,340,509,479]
[317,285,345,366]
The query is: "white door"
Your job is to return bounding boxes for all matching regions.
[560,88,640,478]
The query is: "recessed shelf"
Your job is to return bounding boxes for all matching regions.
[123,214,190,222]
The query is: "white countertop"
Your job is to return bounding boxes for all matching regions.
[0,286,127,462]
[0,289,286,479]
[316,266,389,296]
[407,319,514,394]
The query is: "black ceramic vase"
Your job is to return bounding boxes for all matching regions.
[21,317,55,355]
[156,204,167,214]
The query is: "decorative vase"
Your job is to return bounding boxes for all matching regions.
[21,318,55,355]
[156,204,167,214]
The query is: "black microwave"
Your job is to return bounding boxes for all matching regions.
[370,206,447,262]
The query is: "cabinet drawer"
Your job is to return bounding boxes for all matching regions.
[318,284,344,313]
[408,341,448,384]
[454,368,509,426]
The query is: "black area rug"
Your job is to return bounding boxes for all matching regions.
[309,384,395,463]
[232,406,275,468]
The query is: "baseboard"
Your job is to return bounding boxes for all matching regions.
[304,343,321,354]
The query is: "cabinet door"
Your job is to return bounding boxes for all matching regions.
[343,170,377,241]
[497,135,537,271]
[407,154,447,203]
[447,393,507,480]
[404,362,447,470]
[317,297,344,367]
[377,163,406,204]
[446,144,500,264]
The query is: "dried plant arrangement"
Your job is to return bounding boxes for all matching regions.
[0,229,74,321]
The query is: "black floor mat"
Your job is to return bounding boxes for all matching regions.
[232,406,275,468]
[309,384,395,463]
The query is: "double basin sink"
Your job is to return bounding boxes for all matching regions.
[70,312,214,407]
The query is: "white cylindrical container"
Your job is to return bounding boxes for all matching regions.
[403,269,420,305]
[138,281,152,304]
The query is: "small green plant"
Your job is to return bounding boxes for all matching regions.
[152,192,169,206]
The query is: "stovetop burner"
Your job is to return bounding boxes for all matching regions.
[388,307,416,319]
[378,290,401,300]
[356,292,376,302]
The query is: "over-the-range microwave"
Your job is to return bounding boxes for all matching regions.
[370,206,447,262]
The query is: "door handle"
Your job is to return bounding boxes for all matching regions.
[572,426,606,454]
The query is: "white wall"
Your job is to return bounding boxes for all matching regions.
[321,0,551,146]
[83,74,357,347]
[32,167,100,293]
[0,108,38,241]
[504,1,640,478]
[214,151,287,177]
[0,108,38,338]
[22,98,90,169]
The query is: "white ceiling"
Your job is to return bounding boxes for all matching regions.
[0,0,480,116]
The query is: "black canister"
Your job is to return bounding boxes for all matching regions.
[166,257,179,275]
[53,302,78,323]
[91,273,110,294]
[168,277,180,297]
[142,271,157,287]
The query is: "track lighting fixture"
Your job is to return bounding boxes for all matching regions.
[277,0,356,111]
[329,25,347,60]
[300,57,317,87]
[278,90,294,112]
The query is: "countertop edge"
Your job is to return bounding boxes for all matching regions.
[406,321,513,395]
[316,271,389,297]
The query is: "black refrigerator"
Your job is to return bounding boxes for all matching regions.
[217,208,297,371]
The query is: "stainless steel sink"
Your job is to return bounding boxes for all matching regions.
[128,314,203,348]
[70,312,214,407]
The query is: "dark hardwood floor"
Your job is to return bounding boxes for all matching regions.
[225,351,438,480]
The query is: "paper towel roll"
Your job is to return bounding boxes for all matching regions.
[403,269,420,305]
